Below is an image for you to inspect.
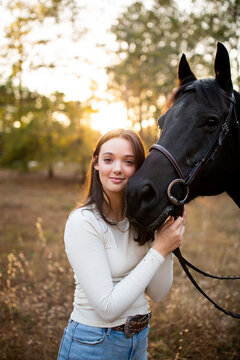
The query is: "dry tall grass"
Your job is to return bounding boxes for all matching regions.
[0,170,239,360]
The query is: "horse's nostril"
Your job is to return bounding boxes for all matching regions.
[141,184,156,204]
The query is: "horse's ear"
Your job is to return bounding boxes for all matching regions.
[178,54,196,86]
[214,42,233,93]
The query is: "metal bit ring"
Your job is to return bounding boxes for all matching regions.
[167,178,189,206]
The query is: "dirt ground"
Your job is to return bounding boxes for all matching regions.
[0,169,240,360]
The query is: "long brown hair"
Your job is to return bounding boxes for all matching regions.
[81,128,146,225]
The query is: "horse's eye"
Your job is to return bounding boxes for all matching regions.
[205,117,219,127]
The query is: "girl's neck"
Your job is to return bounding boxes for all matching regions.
[103,193,126,222]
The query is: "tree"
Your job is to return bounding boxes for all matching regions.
[187,0,240,89]
[0,0,85,124]
[107,0,240,141]
[0,82,100,177]
[107,0,197,136]
[0,0,98,177]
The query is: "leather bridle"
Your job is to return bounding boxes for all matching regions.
[149,85,240,318]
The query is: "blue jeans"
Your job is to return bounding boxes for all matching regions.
[57,319,150,360]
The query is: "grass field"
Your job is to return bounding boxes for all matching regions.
[0,170,239,360]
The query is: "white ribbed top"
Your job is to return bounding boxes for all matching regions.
[64,206,173,328]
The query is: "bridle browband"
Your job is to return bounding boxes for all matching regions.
[149,84,240,318]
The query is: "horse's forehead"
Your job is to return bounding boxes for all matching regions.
[174,85,225,111]
[170,93,204,117]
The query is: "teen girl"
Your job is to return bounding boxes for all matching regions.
[57,128,186,360]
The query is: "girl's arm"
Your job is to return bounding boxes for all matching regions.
[146,208,187,301]
[145,253,173,301]
[65,211,167,322]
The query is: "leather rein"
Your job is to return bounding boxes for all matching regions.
[150,85,240,318]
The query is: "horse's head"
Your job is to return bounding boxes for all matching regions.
[126,42,240,232]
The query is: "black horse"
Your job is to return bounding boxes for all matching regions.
[126,42,240,232]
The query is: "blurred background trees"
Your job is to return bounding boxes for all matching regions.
[108,0,240,143]
[0,0,99,177]
[0,0,239,176]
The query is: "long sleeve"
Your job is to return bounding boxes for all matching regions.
[64,209,170,323]
[145,253,173,302]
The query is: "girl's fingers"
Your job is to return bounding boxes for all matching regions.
[171,216,184,230]
[182,207,187,223]
[159,216,174,231]
[180,224,185,237]
[158,206,187,232]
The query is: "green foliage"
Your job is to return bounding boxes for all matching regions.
[0,82,100,176]
[188,0,240,89]
[0,0,99,177]
[1,0,85,84]
[107,0,193,135]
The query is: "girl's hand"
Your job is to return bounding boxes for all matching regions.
[152,207,187,258]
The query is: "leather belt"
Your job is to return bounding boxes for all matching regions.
[111,312,151,338]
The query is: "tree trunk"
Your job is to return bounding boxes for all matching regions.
[48,164,54,178]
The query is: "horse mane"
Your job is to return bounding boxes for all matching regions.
[165,78,227,112]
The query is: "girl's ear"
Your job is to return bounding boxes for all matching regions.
[93,156,99,170]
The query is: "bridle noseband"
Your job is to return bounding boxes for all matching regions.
[149,85,240,319]
[149,144,189,206]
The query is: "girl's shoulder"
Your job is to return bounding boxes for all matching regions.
[68,204,100,223]
[66,205,109,242]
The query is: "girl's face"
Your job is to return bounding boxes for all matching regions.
[94,137,136,198]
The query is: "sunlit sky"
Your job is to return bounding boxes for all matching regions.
[23,0,155,101]
[35,0,155,133]
[1,0,194,133]
[24,0,155,133]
